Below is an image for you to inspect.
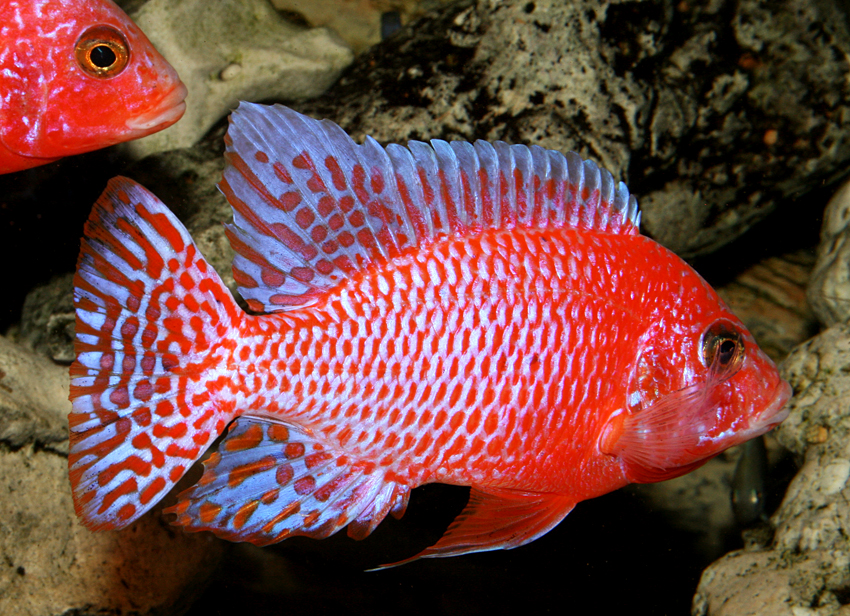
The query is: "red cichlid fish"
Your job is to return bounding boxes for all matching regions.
[69,103,791,564]
[0,0,187,174]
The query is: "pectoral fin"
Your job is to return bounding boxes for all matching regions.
[375,487,574,569]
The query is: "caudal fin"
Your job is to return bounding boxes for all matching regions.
[69,177,241,530]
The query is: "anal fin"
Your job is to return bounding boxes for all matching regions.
[375,487,574,569]
[165,416,409,546]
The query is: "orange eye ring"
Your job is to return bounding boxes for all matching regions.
[75,25,130,78]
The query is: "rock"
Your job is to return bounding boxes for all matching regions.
[121,0,354,159]
[270,0,452,53]
[0,336,68,448]
[12,273,75,364]
[298,0,850,258]
[693,324,850,615]
[716,249,820,364]
[808,178,850,327]
[0,336,226,616]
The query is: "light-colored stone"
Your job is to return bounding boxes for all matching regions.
[12,272,75,364]
[693,324,850,615]
[122,0,354,159]
[271,0,451,53]
[0,334,69,448]
[692,551,800,616]
[0,336,226,616]
[808,178,850,326]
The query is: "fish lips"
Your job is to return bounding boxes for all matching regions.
[755,378,792,432]
[125,81,188,134]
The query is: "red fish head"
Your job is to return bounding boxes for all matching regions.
[601,299,791,484]
[0,0,186,160]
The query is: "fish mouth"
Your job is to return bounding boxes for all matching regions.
[756,378,792,430]
[125,82,188,133]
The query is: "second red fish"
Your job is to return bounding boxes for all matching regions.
[0,0,186,174]
[68,104,790,563]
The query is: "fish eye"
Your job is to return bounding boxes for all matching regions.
[75,25,130,78]
[701,320,745,375]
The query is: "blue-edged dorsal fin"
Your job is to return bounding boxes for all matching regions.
[220,102,640,313]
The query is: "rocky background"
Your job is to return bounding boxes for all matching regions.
[1,0,849,614]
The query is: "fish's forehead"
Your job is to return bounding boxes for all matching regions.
[22,0,133,35]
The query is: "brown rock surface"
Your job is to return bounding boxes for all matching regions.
[693,324,850,615]
[0,336,225,616]
[299,0,850,258]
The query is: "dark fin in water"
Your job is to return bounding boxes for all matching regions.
[373,487,575,569]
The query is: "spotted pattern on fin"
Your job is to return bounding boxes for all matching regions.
[167,416,410,545]
[219,103,639,313]
[69,177,240,530]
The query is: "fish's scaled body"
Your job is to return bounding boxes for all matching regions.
[69,104,790,563]
[0,0,187,174]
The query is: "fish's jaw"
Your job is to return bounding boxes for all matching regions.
[608,370,792,485]
[124,81,188,134]
[732,377,792,442]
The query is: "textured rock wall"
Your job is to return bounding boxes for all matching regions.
[0,336,225,616]
[300,0,850,257]
[694,323,850,615]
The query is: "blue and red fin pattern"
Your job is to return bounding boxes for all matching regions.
[69,177,240,531]
[375,488,575,569]
[219,102,640,312]
[166,416,411,545]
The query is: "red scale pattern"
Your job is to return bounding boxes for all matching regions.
[217,228,680,497]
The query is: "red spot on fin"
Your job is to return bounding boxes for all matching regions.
[219,103,640,314]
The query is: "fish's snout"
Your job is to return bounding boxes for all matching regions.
[757,378,792,431]
[125,81,188,132]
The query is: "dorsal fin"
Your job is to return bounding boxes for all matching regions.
[219,103,640,313]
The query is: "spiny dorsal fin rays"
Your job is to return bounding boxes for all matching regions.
[219,102,640,314]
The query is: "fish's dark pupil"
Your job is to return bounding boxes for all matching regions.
[718,338,737,364]
[90,45,117,68]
